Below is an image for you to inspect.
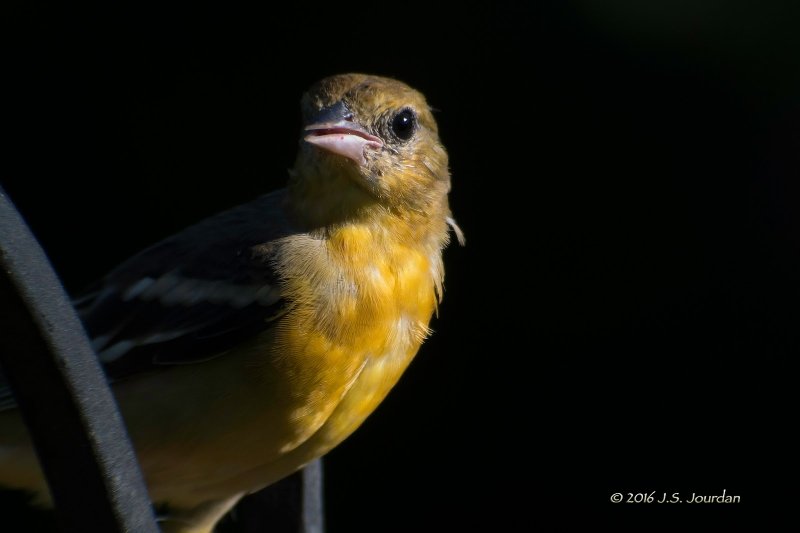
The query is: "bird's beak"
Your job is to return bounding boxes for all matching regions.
[304,120,383,166]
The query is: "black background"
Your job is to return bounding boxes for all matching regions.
[5,1,798,531]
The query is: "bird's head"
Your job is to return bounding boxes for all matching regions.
[289,74,451,227]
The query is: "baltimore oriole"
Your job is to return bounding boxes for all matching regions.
[0,73,462,532]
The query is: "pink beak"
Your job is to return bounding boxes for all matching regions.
[304,120,383,166]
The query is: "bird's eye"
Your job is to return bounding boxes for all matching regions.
[390,109,416,141]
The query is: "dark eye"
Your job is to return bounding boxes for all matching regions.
[390,109,416,141]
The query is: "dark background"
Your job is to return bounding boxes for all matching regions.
[5,1,798,531]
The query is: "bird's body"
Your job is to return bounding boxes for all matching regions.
[0,74,460,532]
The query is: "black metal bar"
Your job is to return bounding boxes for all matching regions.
[301,459,325,533]
[0,187,159,533]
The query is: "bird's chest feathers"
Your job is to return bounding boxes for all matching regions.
[288,224,436,361]
[271,222,440,428]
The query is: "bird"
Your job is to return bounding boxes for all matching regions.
[0,73,462,532]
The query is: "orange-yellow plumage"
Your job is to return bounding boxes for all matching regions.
[0,73,459,532]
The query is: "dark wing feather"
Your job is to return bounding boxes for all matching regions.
[0,190,295,409]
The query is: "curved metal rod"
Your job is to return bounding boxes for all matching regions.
[0,186,159,533]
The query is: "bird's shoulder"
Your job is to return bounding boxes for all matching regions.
[76,189,297,380]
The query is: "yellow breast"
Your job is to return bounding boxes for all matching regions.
[271,219,439,460]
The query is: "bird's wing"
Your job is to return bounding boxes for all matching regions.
[0,190,295,410]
